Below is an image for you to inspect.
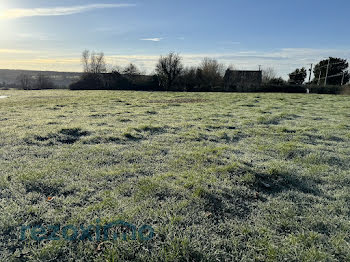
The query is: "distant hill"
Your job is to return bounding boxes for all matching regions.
[0,69,82,87]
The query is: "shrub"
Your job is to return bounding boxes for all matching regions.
[34,74,56,90]
[341,85,350,95]
[70,72,159,91]
[257,84,306,93]
[69,73,104,90]
[308,85,346,94]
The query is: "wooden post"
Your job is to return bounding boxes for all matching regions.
[308,63,313,83]
[341,72,345,86]
[317,71,321,86]
[324,59,330,86]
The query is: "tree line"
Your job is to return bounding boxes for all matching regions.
[12,49,350,92]
[70,50,349,92]
[17,73,57,90]
[70,51,229,92]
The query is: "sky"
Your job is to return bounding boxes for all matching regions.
[0,0,349,78]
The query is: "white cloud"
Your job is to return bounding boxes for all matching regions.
[220,41,241,45]
[0,3,136,19]
[140,38,163,42]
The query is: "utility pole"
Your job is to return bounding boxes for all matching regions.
[341,72,345,86]
[324,58,330,86]
[258,65,262,71]
[317,71,321,85]
[308,63,313,83]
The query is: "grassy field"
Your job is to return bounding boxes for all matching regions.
[0,90,349,261]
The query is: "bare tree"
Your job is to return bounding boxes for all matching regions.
[17,74,32,90]
[155,52,183,90]
[227,64,236,71]
[262,67,277,83]
[92,52,107,74]
[82,50,90,74]
[198,57,224,88]
[200,58,225,76]
[81,50,107,75]
[35,74,55,89]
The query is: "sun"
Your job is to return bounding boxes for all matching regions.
[0,5,7,18]
[0,2,11,19]
[0,2,8,11]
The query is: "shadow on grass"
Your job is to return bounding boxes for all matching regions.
[202,190,252,221]
[25,128,90,145]
[226,163,322,197]
[83,136,121,144]
[253,169,321,197]
[24,180,75,197]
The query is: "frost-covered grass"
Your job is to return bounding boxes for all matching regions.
[0,90,349,261]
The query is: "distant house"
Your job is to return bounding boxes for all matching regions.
[224,70,262,92]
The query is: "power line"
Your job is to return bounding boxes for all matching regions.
[258,57,349,85]
[318,72,344,80]
[316,61,346,69]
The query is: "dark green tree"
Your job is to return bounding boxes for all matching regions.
[288,67,307,85]
[313,57,349,85]
[178,67,198,91]
[269,77,286,86]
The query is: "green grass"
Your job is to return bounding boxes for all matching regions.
[0,90,350,261]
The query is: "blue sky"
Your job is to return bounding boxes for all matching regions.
[0,0,349,78]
